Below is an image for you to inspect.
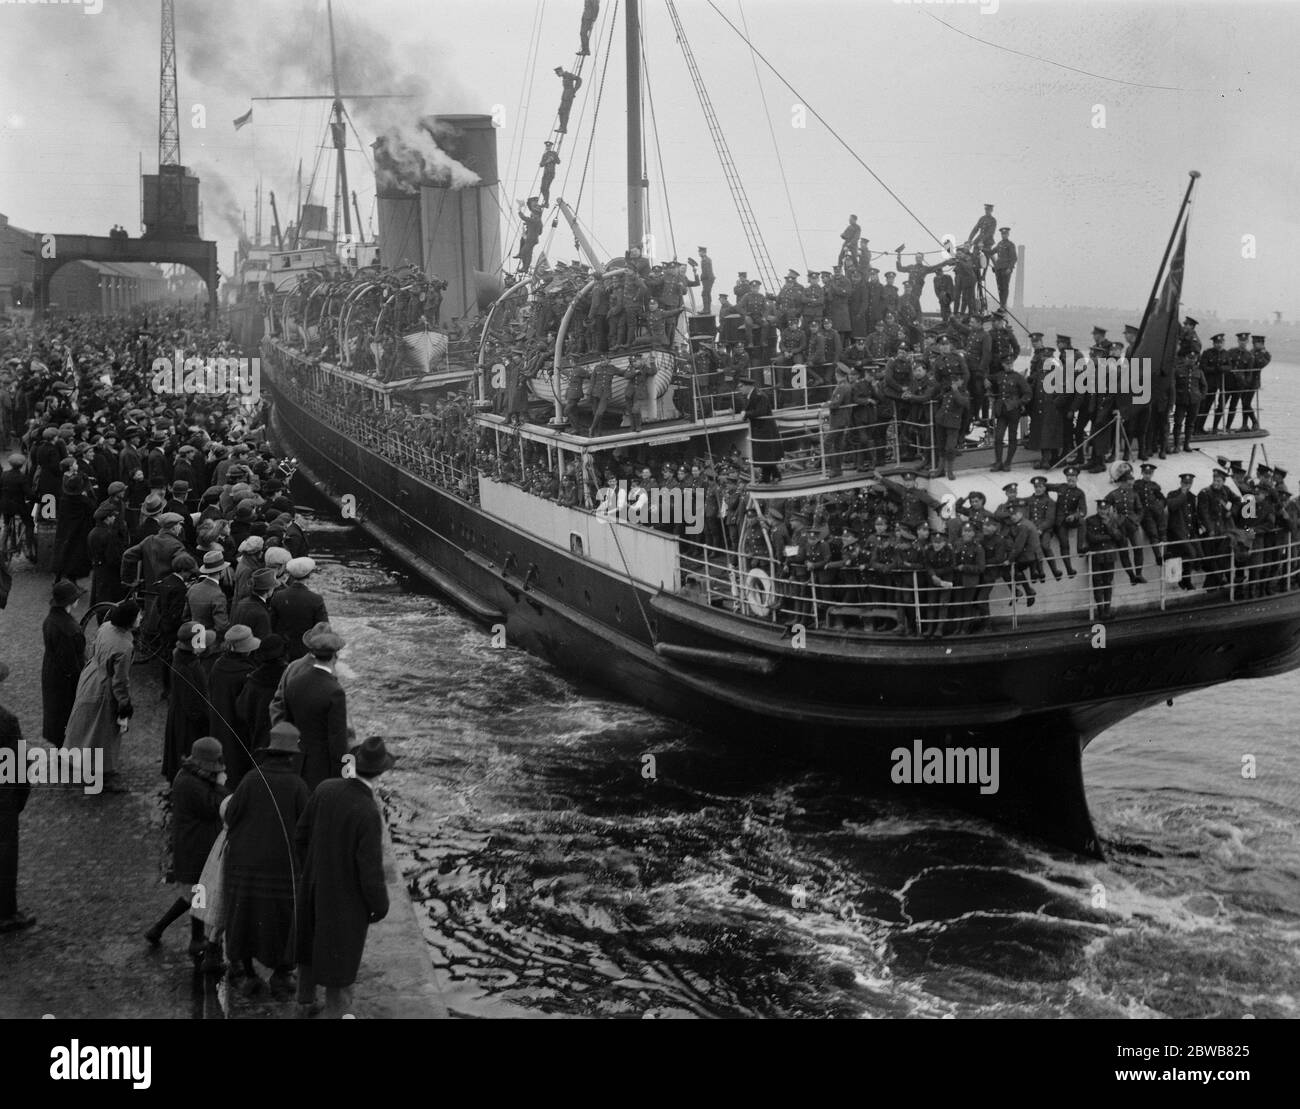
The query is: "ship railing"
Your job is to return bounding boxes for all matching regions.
[675,528,1297,636]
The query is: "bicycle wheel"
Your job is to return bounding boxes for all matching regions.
[135,628,168,666]
[80,602,116,635]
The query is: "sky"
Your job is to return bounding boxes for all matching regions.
[1,0,1297,318]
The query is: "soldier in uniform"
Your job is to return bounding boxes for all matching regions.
[968,204,998,264]
[1197,467,1240,589]
[695,247,715,314]
[894,250,953,310]
[579,0,599,54]
[716,294,742,347]
[1222,331,1255,431]
[1196,331,1229,433]
[1173,342,1209,451]
[953,248,980,317]
[733,271,750,301]
[514,197,543,271]
[1085,327,1115,471]
[932,267,955,321]
[1243,334,1269,431]
[949,521,986,633]
[801,272,827,333]
[538,142,560,207]
[848,364,880,471]
[776,270,804,329]
[1165,472,1201,590]
[828,266,853,345]
[839,215,862,266]
[866,320,891,362]
[587,359,617,436]
[738,281,766,353]
[920,527,957,636]
[973,516,1010,631]
[1081,501,1123,617]
[1103,469,1147,584]
[964,315,993,430]
[1045,465,1086,578]
[586,272,611,353]
[774,323,807,368]
[554,67,583,133]
[896,283,923,351]
[823,367,855,477]
[1024,475,1060,580]
[562,361,591,431]
[878,272,900,323]
[1005,504,1041,606]
[932,376,969,481]
[990,227,1018,310]
[1133,462,1168,567]
[990,354,1030,472]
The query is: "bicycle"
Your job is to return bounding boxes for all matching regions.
[80,582,169,666]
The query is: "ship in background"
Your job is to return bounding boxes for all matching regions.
[257,0,1300,856]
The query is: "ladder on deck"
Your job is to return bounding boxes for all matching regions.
[665,0,779,294]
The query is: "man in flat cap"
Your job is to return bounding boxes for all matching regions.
[281,625,349,794]
[272,558,329,661]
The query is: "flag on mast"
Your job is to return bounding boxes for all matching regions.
[1128,213,1188,414]
[233,108,253,131]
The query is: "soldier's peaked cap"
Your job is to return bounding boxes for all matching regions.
[1028,331,1044,341]
[1210,333,1225,342]
[984,203,994,209]
[1063,466,1081,476]
[1030,475,1047,485]
[998,226,1010,232]
[1236,331,1251,340]
[1002,482,1018,492]
[1140,462,1156,472]
[1184,316,1199,326]
[1179,472,1196,481]
[1056,335,1072,345]
[1212,467,1228,477]
[1252,334,1266,342]
[1092,326,1107,334]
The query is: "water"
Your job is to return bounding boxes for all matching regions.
[303,361,1300,1019]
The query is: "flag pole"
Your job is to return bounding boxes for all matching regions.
[1135,171,1200,344]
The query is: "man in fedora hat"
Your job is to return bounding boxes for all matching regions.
[0,660,36,933]
[295,735,395,1017]
[280,625,348,793]
[183,549,231,639]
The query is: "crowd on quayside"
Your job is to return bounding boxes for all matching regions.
[0,306,399,1018]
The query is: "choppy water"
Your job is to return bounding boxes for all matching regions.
[300,360,1300,1019]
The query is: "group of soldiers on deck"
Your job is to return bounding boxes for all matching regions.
[738,459,1298,633]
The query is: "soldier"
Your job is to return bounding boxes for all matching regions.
[716,293,742,347]
[990,354,1030,472]
[1195,331,1229,433]
[587,359,617,436]
[734,271,751,301]
[695,247,714,314]
[823,367,855,477]
[801,271,827,332]
[973,516,1010,631]
[990,227,1018,310]
[625,355,652,432]
[828,266,853,345]
[1242,334,1269,431]
[554,67,583,133]
[1102,469,1146,584]
[579,0,599,54]
[585,273,610,353]
[1005,504,1041,606]
[894,250,953,309]
[1133,462,1168,567]
[538,142,560,207]
[738,281,766,352]
[1172,349,1208,452]
[1024,475,1060,580]
[896,283,923,350]
[1081,501,1123,617]
[1221,331,1254,431]
[809,319,842,387]
[932,266,955,321]
[1043,466,1085,578]
[953,247,980,317]
[1197,467,1240,589]
[1164,472,1201,590]
[840,215,862,265]
[932,376,969,481]
[514,197,543,271]
[929,333,969,392]
[921,527,957,637]
[776,269,804,329]
[878,272,900,322]
[774,324,807,368]
[562,362,590,431]
[968,203,997,261]
[848,364,880,471]
[866,319,891,362]
[989,311,1020,367]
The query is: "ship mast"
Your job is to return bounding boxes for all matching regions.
[327,0,352,241]
[626,0,645,253]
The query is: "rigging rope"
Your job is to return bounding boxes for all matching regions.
[737,0,805,271]
[641,26,679,265]
[704,0,947,253]
[505,0,548,213]
[572,0,620,222]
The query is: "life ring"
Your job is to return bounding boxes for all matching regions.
[744,567,776,618]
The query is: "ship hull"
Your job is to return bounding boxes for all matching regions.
[263,356,1300,856]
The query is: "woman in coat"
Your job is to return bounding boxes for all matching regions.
[65,599,139,792]
[208,624,260,792]
[41,580,86,747]
[86,503,127,607]
[223,722,309,999]
[163,622,215,782]
[145,737,227,961]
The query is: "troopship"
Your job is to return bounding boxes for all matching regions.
[256,0,1300,855]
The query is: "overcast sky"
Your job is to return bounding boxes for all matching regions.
[1,0,1296,318]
